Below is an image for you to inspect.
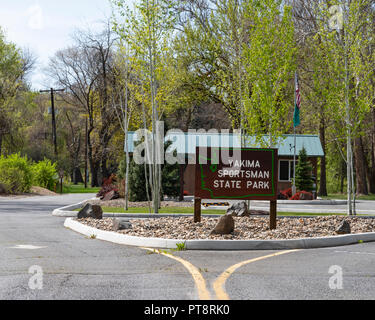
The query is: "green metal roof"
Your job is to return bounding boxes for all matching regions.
[243,135,324,157]
[126,132,324,157]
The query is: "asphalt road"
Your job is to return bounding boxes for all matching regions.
[1,194,375,300]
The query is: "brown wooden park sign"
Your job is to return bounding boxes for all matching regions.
[194,147,279,229]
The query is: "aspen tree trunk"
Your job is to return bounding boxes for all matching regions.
[343,3,353,216]
[147,0,161,214]
[354,137,368,195]
[141,84,152,214]
[124,80,130,212]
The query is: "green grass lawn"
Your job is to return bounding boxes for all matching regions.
[62,183,100,194]
[79,206,225,215]
[81,206,347,216]
[322,194,375,201]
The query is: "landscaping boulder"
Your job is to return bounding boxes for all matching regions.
[211,215,235,235]
[113,218,132,231]
[102,190,120,201]
[336,220,351,235]
[77,203,103,220]
[226,202,249,217]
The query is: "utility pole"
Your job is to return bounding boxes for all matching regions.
[85,117,88,189]
[40,88,65,157]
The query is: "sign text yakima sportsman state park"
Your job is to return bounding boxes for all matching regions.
[195,148,278,200]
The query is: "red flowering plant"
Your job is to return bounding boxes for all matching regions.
[96,174,119,200]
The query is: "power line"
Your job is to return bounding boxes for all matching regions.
[39,88,65,157]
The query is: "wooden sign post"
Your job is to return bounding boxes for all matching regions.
[59,169,64,194]
[194,198,202,223]
[270,200,277,230]
[195,147,279,230]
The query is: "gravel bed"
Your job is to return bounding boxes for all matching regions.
[76,216,375,241]
[86,199,193,208]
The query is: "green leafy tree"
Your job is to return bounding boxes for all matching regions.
[112,0,176,213]
[242,0,296,147]
[313,0,374,214]
[0,29,24,155]
[171,0,247,131]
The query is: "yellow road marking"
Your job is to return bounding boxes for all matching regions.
[142,247,211,300]
[213,250,300,300]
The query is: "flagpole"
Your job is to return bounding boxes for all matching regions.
[293,127,297,196]
[292,71,297,196]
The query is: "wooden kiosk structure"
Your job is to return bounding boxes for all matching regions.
[194,147,279,230]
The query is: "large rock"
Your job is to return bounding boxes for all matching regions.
[336,220,351,235]
[113,218,132,231]
[226,202,250,217]
[77,203,103,220]
[102,190,120,201]
[211,215,235,235]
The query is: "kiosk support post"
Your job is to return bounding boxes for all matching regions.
[270,200,277,230]
[194,198,202,223]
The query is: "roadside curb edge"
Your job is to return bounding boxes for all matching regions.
[64,218,375,251]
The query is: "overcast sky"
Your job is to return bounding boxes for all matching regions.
[0,0,121,90]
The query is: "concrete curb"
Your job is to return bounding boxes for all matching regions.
[53,203,375,217]
[64,218,187,249]
[64,218,375,251]
[52,198,99,217]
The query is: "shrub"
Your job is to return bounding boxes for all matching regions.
[290,192,301,200]
[32,159,58,191]
[127,159,150,202]
[162,158,180,199]
[280,188,292,199]
[290,191,314,201]
[102,174,117,186]
[0,153,33,194]
[97,185,119,199]
[96,174,121,200]
[295,147,314,192]
[277,191,288,200]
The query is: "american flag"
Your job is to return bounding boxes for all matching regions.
[295,73,301,110]
[294,72,301,127]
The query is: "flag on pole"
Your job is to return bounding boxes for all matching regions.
[293,72,301,128]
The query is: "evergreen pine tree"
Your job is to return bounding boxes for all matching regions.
[127,159,150,202]
[295,147,314,192]
[120,140,181,202]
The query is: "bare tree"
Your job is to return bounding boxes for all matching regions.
[46,23,118,186]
